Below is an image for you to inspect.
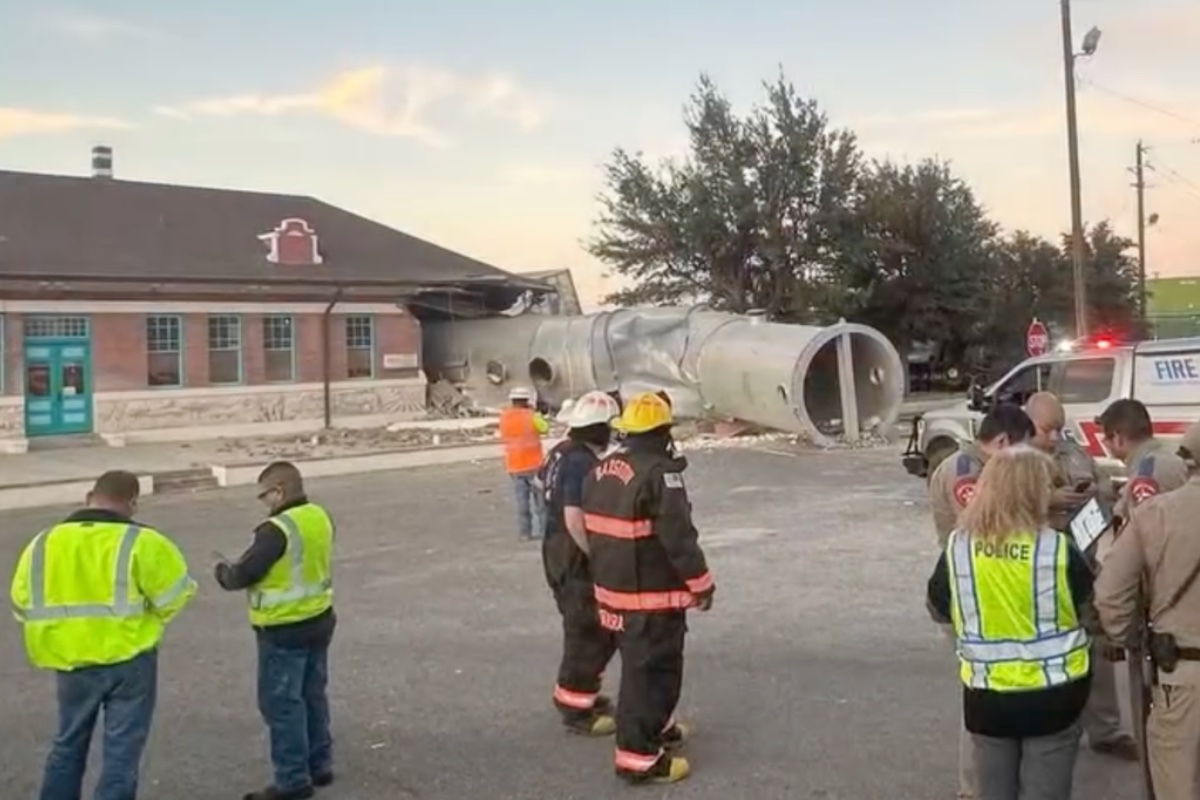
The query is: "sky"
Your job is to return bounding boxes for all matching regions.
[1,0,1198,309]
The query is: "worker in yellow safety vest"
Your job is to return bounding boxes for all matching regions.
[926,445,1093,800]
[9,469,197,800]
[214,460,336,800]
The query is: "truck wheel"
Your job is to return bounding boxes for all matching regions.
[925,439,960,483]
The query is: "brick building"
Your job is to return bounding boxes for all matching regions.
[0,155,545,453]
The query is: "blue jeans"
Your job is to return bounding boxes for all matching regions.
[40,648,157,800]
[257,639,333,792]
[512,471,546,539]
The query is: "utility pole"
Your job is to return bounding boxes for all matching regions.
[1060,0,1089,338]
[1134,140,1147,325]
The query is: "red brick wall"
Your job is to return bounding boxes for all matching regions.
[9,307,422,394]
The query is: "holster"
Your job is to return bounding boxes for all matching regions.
[1150,630,1179,674]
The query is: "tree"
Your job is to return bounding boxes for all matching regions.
[1069,222,1145,336]
[588,73,861,318]
[826,158,997,356]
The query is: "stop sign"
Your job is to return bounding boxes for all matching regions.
[1026,318,1049,357]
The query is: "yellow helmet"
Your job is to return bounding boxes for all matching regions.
[614,392,674,434]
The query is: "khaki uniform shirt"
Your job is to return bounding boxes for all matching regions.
[928,442,985,550]
[1095,477,1200,649]
[1096,438,1188,566]
[1049,438,1115,532]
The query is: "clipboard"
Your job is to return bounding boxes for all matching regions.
[1068,496,1110,554]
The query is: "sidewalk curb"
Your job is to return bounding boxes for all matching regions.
[0,475,155,513]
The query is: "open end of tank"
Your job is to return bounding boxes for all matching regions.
[797,329,905,439]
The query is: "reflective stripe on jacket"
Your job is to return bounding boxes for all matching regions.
[948,528,1090,690]
[581,444,713,613]
[10,521,196,671]
[499,407,545,474]
[248,503,335,627]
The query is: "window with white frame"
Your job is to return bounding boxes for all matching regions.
[263,315,294,382]
[146,315,183,387]
[345,315,374,379]
[208,315,242,384]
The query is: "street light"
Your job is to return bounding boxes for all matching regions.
[1060,0,1101,338]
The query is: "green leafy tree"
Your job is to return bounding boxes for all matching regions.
[588,72,861,318]
[826,158,996,356]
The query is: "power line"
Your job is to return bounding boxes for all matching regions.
[1078,77,1200,131]
[1152,153,1200,197]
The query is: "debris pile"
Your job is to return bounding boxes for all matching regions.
[426,380,482,418]
[214,424,499,461]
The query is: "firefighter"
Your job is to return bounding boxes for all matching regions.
[539,391,622,735]
[10,470,197,800]
[1095,420,1200,800]
[581,391,714,785]
[926,403,1035,800]
[1025,392,1135,761]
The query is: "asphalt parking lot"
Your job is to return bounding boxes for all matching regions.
[0,445,1141,799]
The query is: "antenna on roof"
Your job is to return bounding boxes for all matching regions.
[91,145,113,179]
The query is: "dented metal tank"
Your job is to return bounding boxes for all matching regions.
[422,307,904,445]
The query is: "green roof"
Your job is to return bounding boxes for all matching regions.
[1147,277,1200,315]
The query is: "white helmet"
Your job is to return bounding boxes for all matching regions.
[560,391,620,429]
[508,386,533,402]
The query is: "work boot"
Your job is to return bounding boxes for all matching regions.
[565,712,617,737]
[662,721,693,751]
[242,786,314,800]
[312,771,334,788]
[1092,736,1139,762]
[619,755,691,785]
[593,694,614,714]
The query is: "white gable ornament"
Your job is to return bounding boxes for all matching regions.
[258,218,324,265]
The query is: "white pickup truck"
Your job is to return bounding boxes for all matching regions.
[901,337,1200,483]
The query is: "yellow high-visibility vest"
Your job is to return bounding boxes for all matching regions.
[247,503,334,627]
[10,520,196,671]
[947,528,1090,691]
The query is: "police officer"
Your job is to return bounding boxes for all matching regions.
[540,391,621,736]
[1096,399,1188,544]
[10,470,197,800]
[1025,392,1136,760]
[582,392,714,785]
[927,403,1035,800]
[214,461,336,800]
[928,403,1037,549]
[1095,420,1200,800]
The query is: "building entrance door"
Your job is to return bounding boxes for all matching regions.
[24,342,93,436]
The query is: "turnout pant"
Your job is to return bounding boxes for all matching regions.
[550,577,618,719]
[610,610,687,774]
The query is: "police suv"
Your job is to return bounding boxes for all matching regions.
[901,337,1200,483]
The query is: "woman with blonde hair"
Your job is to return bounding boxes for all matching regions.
[926,444,1094,800]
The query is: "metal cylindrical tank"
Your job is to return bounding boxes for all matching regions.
[422,307,905,442]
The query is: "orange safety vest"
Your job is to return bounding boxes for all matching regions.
[499,407,544,474]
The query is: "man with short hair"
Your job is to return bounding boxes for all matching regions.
[1097,399,1188,533]
[926,403,1035,800]
[215,461,336,800]
[1025,391,1136,761]
[11,470,196,800]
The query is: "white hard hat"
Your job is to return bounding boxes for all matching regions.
[554,398,577,424]
[508,386,533,401]
[561,391,620,429]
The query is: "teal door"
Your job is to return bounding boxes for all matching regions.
[24,342,93,436]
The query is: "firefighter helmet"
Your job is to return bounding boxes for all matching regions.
[614,391,674,434]
[560,391,620,429]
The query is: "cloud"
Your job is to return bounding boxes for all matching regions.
[155,65,552,146]
[499,164,593,187]
[850,85,1200,143]
[0,107,134,139]
[39,8,158,42]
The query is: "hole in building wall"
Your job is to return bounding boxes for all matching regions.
[529,357,554,388]
[485,360,507,385]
